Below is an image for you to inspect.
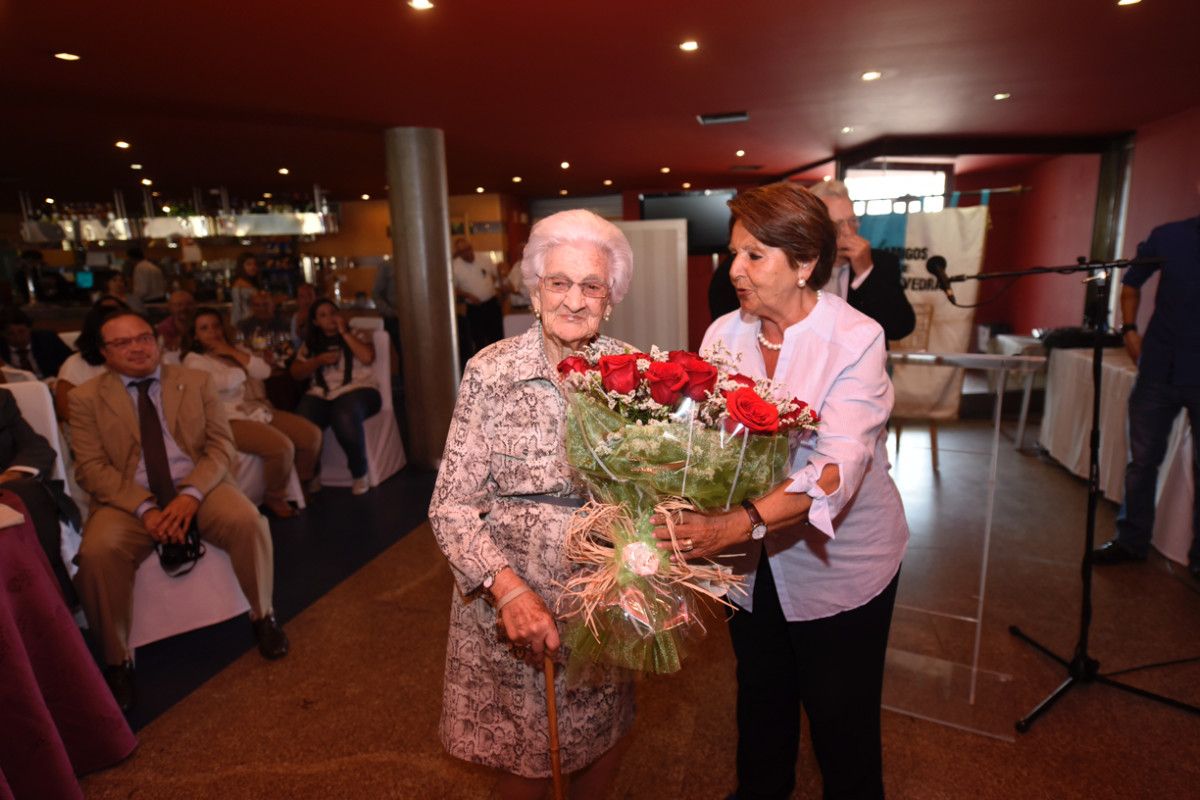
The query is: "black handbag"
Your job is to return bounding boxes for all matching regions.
[155,523,206,577]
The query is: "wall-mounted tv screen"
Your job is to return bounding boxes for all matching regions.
[640,189,736,255]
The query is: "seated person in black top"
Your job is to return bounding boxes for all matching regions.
[1,309,73,379]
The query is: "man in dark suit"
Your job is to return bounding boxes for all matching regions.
[811,180,916,342]
[0,387,80,602]
[1,309,73,379]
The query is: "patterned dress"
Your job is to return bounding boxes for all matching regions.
[428,323,635,778]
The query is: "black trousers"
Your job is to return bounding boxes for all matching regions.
[4,478,78,606]
[728,554,900,800]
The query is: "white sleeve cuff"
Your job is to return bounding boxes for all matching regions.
[6,465,39,478]
[849,264,874,290]
[785,465,838,540]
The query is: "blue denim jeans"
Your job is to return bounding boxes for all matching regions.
[296,388,382,480]
[1114,375,1200,567]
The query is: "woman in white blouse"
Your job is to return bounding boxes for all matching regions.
[654,182,908,800]
[289,298,379,495]
[182,308,322,518]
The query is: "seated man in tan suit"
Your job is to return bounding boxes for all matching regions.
[71,311,288,711]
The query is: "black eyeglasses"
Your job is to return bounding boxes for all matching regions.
[103,333,156,350]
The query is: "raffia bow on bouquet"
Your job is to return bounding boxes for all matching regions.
[555,345,818,676]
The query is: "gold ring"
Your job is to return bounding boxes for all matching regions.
[682,538,694,551]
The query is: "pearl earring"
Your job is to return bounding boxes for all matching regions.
[797,276,807,288]
[603,308,611,322]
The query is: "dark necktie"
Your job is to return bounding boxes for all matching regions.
[132,379,176,508]
[15,347,37,376]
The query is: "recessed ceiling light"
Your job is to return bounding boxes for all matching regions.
[681,182,692,189]
[140,178,152,186]
[1117,0,1141,5]
[679,40,699,52]
[602,179,613,186]
[993,92,1011,100]
[735,149,746,157]
[278,167,289,175]
[560,161,570,170]
[151,191,161,197]
[44,197,55,204]
[660,167,671,174]
[559,189,569,196]
[475,186,485,194]
[840,126,855,134]
[54,52,80,62]
[130,163,142,170]
[512,176,522,183]
[408,0,434,9]
[161,205,171,213]
[861,70,883,81]
[361,193,371,200]
[262,192,273,199]
[115,140,130,149]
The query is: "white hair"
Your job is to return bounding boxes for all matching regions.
[808,178,851,201]
[520,210,634,305]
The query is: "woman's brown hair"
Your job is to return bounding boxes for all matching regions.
[728,182,838,289]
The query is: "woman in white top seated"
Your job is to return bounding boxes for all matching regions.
[289,298,380,495]
[182,307,322,518]
[55,295,129,423]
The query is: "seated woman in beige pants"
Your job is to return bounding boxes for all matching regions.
[182,308,321,518]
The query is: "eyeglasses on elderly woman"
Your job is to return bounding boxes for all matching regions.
[540,274,609,298]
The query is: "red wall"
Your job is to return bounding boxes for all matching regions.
[956,155,1101,334]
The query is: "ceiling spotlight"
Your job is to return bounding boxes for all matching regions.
[602,179,613,186]
[408,0,434,8]
[560,161,570,170]
[861,70,883,81]
[1117,0,1141,5]
[840,126,855,134]
[679,40,699,52]
[512,176,522,183]
[660,167,671,174]
[161,205,171,213]
[140,178,152,186]
[278,167,289,175]
[475,186,485,194]
[559,189,569,196]
[130,163,143,170]
[262,192,273,199]
[735,149,746,157]
[54,52,81,61]
[151,191,161,197]
[681,182,692,189]
[115,140,130,149]
[993,92,1012,100]
[361,193,371,200]
[44,197,55,204]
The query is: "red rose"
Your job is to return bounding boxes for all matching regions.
[644,361,689,406]
[557,355,591,379]
[725,387,780,434]
[724,373,758,395]
[669,350,719,401]
[599,353,643,395]
[780,397,809,428]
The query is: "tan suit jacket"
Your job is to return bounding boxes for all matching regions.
[69,364,235,516]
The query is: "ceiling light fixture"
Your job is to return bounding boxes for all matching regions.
[512,176,522,183]
[161,205,171,213]
[44,197,55,204]
[141,178,152,186]
[1117,0,1141,6]
[681,182,692,189]
[993,92,1011,100]
[278,167,289,175]
[560,161,570,169]
[560,189,569,196]
[130,163,142,170]
[475,186,485,194]
[262,192,272,199]
[361,193,371,200]
[115,140,130,149]
[679,40,699,52]
[861,70,883,81]
[54,52,81,61]
[603,179,613,186]
[408,0,434,9]
[151,191,161,197]
[735,149,746,157]
[660,167,671,174]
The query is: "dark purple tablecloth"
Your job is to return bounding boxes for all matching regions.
[0,490,137,799]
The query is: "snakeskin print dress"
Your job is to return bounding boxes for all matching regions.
[428,323,635,778]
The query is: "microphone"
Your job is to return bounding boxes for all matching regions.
[926,255,956,303]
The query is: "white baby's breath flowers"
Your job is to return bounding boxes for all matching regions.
[621,541,661,577]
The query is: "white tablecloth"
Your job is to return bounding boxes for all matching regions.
[1038,347,1193,565]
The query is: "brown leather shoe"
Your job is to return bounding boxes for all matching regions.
[252,613,289,660]
[104,661,135,712]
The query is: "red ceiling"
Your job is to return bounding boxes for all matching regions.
[1,0,1197,208]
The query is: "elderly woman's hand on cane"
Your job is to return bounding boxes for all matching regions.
[493,568,560,670]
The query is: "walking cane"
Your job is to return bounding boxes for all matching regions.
[544,654,565,800]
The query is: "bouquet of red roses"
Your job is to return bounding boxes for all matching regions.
[556,344,818,675]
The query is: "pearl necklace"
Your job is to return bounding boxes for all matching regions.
[757,290,821,352]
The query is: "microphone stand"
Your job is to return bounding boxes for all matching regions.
[941,257,1200,733]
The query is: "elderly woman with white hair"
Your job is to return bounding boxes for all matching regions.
[429,210,635,799]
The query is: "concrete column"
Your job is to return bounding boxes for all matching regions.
[384,127,459,469]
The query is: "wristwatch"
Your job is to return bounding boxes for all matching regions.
[741,499,768,541]
[1119,323,1138,335]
